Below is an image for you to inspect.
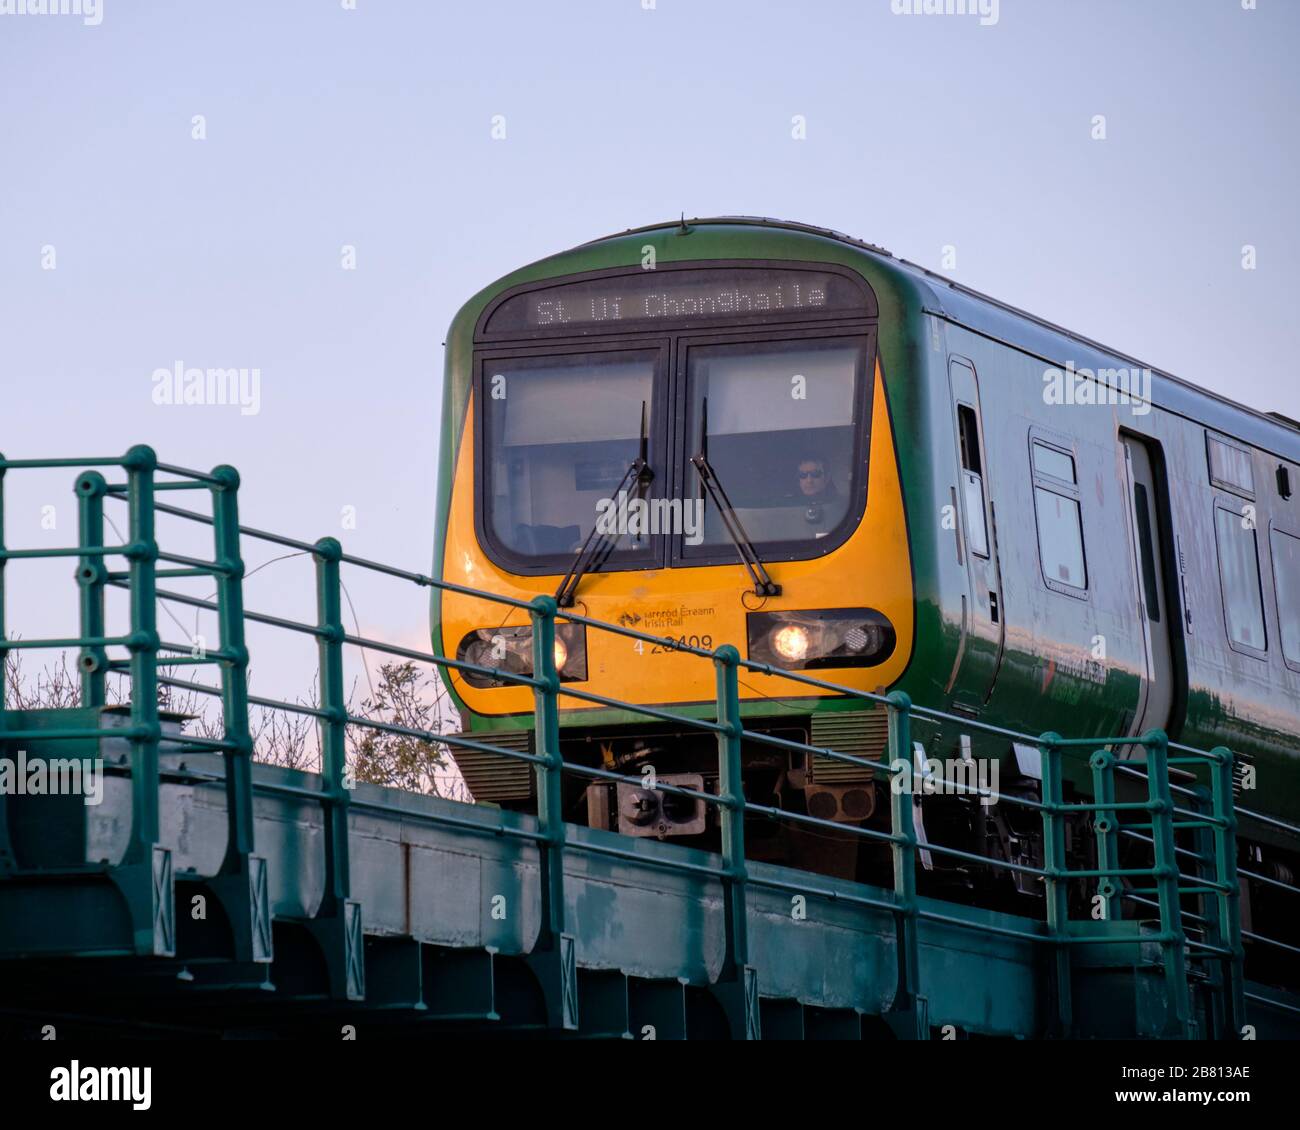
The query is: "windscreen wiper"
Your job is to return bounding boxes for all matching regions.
[689,398,781,598]
[555,402,653,608]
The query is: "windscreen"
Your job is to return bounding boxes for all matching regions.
[684,337,870,554]
[482,349,660,563]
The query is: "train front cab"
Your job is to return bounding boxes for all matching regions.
[435,255,916,876]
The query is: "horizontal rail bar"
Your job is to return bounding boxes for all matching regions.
[911,836,1047,878]
[0,546,127,561]
[1114,762,1199,799]
[1234,804,1300,836]
[738,795,903,846]
[341,632,546,690]
[1242,929,1300,957]
[0,727,151,741]
[1,635,130,651]
[736,725,886,771]
[554,608,720,659]
[555,685,730,732]
[1238,866,1300,897]
[0,456,127,469]
[166,734,241,752]
[746,871,899,914]
[155,551,231,573]
[124,582,328,640]
[154,462,224,484]
[560,760,726,809]
[1244,990,1300,1017]
[101,499,535,612]
[1118,827,1205,864]
[135,480,211,492]
[1171,806,1228,828]
[915,909,1047,946]
[156,674,334,723]
[338,550,539,612]
[1057,800,1155,813]
[565,835,727,880]
[104,497,317,554]
[342,713,549,766]
[1061,867,1160,880]
[1124,892,1209,926]
[157,641,237,659]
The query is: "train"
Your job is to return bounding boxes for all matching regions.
[429,217,1299,965]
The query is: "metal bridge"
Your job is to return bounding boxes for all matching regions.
[1,446,1297,1040]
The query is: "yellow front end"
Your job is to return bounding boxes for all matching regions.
[438,359,912,718]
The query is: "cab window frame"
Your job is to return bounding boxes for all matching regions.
[668,324,877,570]
[472,337,674,578]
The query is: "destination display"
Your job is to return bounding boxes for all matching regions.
[484,268,868,334]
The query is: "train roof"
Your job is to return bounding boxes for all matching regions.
[586,216,1300,464]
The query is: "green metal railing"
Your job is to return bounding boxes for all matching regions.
[1,445,1297,1037]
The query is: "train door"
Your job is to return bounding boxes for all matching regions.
[1121,435,1177,737]
[947,357,1004,706]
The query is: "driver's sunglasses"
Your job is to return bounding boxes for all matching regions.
[799,469,825,480]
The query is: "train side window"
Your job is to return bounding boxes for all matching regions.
[958,404,982,475]
[1269,527,1300,668]
[1031,440,1087,595]
[957,404,989,558]
[1032,443,1075,483]
[1213,503,1267,656]
[1206,433,1255,499]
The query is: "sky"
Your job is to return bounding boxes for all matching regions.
[1,0,1297,720]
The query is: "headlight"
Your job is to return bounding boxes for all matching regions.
[771,624,810,663]
[455,623,587,688]
[747,609,895,670]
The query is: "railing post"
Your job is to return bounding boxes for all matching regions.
[115,445,173,957]
[75,471,108,709]
[203,466,272,965]
[714,645,749,973]
[528,595,576,1030]
[1089,749,1120,920]
[313,537,351,913]
[1039,732,1072,1037]
[211,467,255,872]
[123,446,161,865]
[1143,729,1192,1038]
[311,536,364,1000]
[885,691,924,1038]
[711,643,758,1039]
[529,596,567,948]
[1209,745,1246,1036]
